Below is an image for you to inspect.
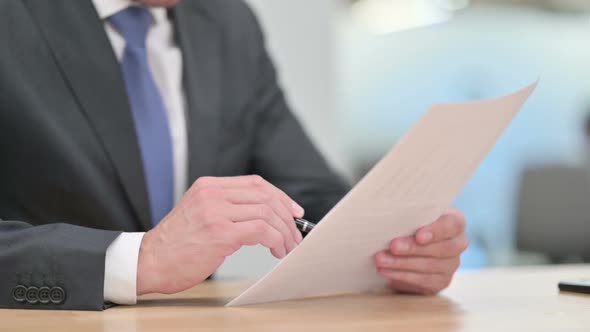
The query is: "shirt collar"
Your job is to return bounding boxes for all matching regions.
[92,0,166,24]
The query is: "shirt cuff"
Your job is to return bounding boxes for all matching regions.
[103,232,145,305]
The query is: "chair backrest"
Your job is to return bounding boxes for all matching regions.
[516,165,590,259]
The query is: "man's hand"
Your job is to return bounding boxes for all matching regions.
[136,175,304,295]
[374,208,468,295]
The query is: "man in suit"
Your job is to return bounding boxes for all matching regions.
[0,0,468,310]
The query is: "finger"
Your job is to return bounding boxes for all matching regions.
[226,204,296,254]
[374,251,460,274]
[193,175,263,189]
[389,235,469,258]
[193,175,303,243]
[251,181,304,243]
[246,175,305,219]
[377,270,451,295]
[386,279,433,295]
[232,219,286,258]
[222,188,302,245]
[415,208,466,245]
[221,188,271,204]
[193,175,305,218]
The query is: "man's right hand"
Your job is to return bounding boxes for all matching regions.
[136,175,305,295]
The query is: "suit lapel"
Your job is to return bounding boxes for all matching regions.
[172,2,222,183]
[25,0,152,230]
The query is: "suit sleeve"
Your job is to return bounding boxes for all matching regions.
[242,7,351,223]
[0,219,120,310]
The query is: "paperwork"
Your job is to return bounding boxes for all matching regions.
[227,82,538,307]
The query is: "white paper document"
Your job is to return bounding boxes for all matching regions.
[227,82,538,307]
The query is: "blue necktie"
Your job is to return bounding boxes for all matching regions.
[109,7,174,226]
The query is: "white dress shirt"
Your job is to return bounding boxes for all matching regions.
[92,0,189,304]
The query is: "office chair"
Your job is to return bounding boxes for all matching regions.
[516,165,590,263]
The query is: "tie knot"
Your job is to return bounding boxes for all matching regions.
[108,6,152,48]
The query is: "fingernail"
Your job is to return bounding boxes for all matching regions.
[420,232,433,243]
[396,242,410,254]
[291,202,305,217]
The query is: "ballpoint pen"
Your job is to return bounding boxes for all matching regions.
[294,218,316,235]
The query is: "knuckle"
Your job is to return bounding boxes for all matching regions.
[249,175,265,186]
[449,207,465,220]
[193,176,213,189]
[391,239,413,255]
[441,241,455,255]
[456,209,467,222]
[463,238,470,251]
[451,257,461,272]
[452,210,466,231]
[194,187,220,201]
[272,221,290,240]
[257,189,272,202]
[443,238,464,255]
[271,232,284,248]
[191,188,207,203]
[256,223,282,247]
[217,235,241,256]
[223,242,241,256]
[251,220,268,234]
[457,237,470,253]
[258,205,273,220]
[453,216,466,234]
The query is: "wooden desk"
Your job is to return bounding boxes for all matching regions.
[2,265,589,332]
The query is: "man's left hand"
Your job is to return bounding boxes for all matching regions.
[374,208,468,295]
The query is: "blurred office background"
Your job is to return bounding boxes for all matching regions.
[217,0,590,279]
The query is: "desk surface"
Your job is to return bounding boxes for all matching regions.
[2,264,589,332]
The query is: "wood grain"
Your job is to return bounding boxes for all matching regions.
[1,264,589,332]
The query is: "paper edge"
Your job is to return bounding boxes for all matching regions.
[225,80,539,307]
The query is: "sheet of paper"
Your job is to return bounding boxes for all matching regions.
[227,82,538,307]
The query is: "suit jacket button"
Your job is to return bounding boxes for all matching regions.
[12,285,27,303]
[49,286,66,304]
[25,287,39,304]
[38,287,51,304]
